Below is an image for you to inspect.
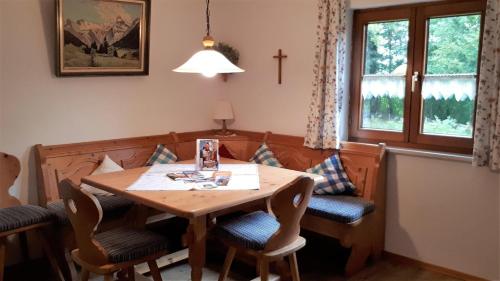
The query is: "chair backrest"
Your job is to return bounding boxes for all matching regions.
[0,152,21,208]
[58,179,108,265]
[265,176,314,251]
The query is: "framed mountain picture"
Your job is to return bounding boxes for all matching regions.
[56,0,151,76]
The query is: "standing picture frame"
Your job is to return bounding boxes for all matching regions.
[56,0,151,76]
[196,139,220,171]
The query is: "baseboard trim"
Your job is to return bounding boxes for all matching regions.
[382,251,488,281]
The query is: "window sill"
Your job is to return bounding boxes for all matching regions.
[386,146,472,163]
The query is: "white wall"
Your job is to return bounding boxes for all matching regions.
[386,153,500,280]
[0,0,227,203]
[212,0,316,136]
[0,3,4,151]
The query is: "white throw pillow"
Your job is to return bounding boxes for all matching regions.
[80,155,123,196]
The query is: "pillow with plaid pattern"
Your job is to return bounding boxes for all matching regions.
[146,144,178,166]
[306,153,355,195]
[249,143,283,168]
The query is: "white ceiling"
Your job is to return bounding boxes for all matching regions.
[349,0,439,9]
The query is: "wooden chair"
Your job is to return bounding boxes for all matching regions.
[58,179,169,281]
[0,152,64,281]
[215,176,314,281]
[0,152,21,208]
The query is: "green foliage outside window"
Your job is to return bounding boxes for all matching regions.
[365,21,409,75]
[361,15,481,137]
[426,16,481,74]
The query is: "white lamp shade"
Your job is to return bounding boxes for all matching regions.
[173,50,245,77]
[213,101,234,120]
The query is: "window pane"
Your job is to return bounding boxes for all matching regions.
[361,20,409,132]
[421,15,481,138]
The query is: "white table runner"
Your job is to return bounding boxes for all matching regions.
[127,164,260,191]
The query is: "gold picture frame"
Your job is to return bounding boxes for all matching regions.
[56,0,151,76]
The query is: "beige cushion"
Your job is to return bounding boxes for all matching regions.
[80,155,123,196]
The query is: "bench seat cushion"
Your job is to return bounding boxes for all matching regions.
[47,195,134,226]
[0,205,54,233]
[95,227,169,263]
[215,211,280,250]
[306,195,375,224]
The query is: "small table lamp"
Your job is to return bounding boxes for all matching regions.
[213,100,234,135]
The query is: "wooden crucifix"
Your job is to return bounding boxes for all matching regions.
[273,49,288,84]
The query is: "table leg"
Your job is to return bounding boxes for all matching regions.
[188,216,207,281]
[1,238,6,281]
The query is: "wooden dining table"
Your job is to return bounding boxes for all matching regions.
[81,158,317,281]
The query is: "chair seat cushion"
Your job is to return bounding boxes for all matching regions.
[306,195,375,224]
[215,211,280,250]
[0,205,54,233]
[95,227,169,263]
[47,195,134,225]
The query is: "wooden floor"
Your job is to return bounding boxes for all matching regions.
[6,231,462,281]
[4,257,462,281]
[151,258,462,281]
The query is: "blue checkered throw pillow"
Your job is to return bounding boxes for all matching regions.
[146,144,178,166]
[306,154,355,195]
[249,143,283,168]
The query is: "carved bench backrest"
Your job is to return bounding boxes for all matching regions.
[35,134,176,206]
[338,142,386,201]
[35,130,386,207]
[254,132,385,202]
[172,132,257,162]
[262,132,334,171]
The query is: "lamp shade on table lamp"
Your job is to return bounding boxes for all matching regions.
[213,101,234,120]
[213,101,234,135]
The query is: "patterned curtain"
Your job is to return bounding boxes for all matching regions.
[304,0,347,149]
[473,0,500,171]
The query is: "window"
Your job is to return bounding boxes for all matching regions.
[349,1,485,154]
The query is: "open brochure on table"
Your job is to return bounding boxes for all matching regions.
[127,164,260,191]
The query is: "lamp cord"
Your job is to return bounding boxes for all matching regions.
[205,0,211,36]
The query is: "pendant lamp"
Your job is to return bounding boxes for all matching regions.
[173,0,244,78]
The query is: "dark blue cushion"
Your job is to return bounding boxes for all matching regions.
[306,195,375,224]
[0,205,54,233]
[47,195,134,226]
[215,211,280,250]
[95,227,169,263]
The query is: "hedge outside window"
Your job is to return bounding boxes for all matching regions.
[349,0,486,154]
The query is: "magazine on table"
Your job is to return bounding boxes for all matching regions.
[166,171,209,182]
[166,170,232,189]
[127,163,259,191]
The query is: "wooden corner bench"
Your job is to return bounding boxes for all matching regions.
[34,129,386,278]
[227,131,387,276]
